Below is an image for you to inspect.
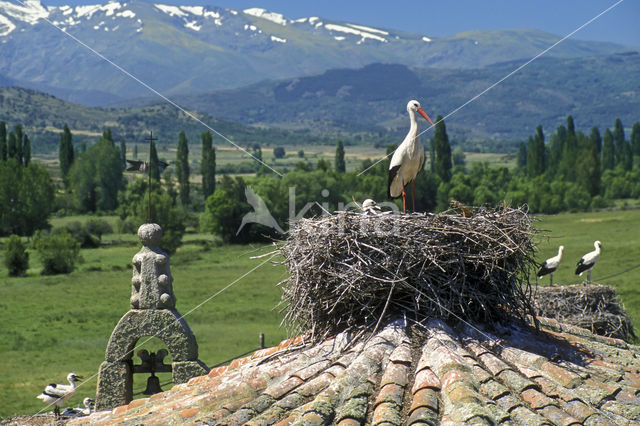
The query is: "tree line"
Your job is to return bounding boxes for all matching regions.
[1,115,639,261]
[200,115,640,243]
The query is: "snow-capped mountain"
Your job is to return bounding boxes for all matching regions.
[0,0,628,105]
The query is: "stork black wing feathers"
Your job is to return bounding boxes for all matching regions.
[537,263,555,278]
[126,160,143,171]
[575,259,593,275]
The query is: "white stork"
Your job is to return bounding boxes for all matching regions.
[388,100,434,213]
[61,397,94,418]
[36,373,81,418]
[537,245,564,286]
[361,198,381,214]
[575,240,602,283]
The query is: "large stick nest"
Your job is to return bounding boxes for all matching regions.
[533,284,636,341]
[278,206,537,341]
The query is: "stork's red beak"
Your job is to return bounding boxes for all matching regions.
[417,108,434,126]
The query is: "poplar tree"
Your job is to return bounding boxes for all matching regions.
[68,134,124,212]
[0,121,6,161]
[59,124,74,180]
[14,125,23,165]
[120,140,126,170]
[201,131,216,199]
[631,122,640,159]
[7,131,17,159]
[576,132,600,197]
[23,134,30,167]
[613,118,631,170]
[433,115,452,182]
[176,131,190,205]
[516,141,527,170]
[560,116,577,181]
[335,140,346,173]
[630,122,640,169]
[590,126,602,153]
[149,140,160,181]
[527,125,545,178]
[429,139,436,173]
[601,128,615,171]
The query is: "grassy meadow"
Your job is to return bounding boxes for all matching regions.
[118,143,515,178]
[532,208,640,329]
[1,208,639,418]
[0,234,289,419]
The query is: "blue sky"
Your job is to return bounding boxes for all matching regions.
[41,0,640,47]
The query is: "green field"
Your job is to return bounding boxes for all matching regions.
[532,208,640,329]
[0,237,289,419]
[1,208,639,418]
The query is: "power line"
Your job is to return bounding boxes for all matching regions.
[13,0,283,177]
[358,0,625,177]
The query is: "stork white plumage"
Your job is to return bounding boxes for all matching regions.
[388,100,434,213]
[36,373,81,418]
[537,245,564,286]
[61,397,94,418]
[361,198,381,214]
[575,240,602,283]
[82,398,94,416]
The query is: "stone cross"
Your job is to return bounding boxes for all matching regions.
[96,224,208,411]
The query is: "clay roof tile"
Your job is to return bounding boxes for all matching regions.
[71,317,640,425]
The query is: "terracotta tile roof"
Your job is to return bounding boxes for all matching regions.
[71,317,640,425]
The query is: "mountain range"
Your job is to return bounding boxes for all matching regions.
[0,0,632,106]
[155,54,640,144]
[3,52,638,152]
[0,0,638,151]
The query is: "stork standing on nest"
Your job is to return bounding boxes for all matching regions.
[537,245,564,286]
[388,100,434,213]
[36,373,81,418]
[575,240,602,283]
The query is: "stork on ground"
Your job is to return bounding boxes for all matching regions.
[36,373,82,418]
[537,245,564,286]
[575,240,602,283]
[388,100,434,213]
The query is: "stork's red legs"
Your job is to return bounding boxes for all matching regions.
[412,179,416,212]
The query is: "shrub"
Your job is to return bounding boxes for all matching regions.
[60,221,100,248]
[116,218,138,234]
[32,230,81,275]
[86,218,113,238]
[273,146,286,159]
[564,184,591,211]
[590,195,608,210]
[4,234,29,276]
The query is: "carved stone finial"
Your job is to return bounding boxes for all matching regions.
[138,223,162,247]
[96,223,208,410]
[131,224,175,310]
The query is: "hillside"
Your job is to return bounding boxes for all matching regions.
[0,0,629,105]
[0,87,328,153]
[118,53,640,145]
[3,50,639,153]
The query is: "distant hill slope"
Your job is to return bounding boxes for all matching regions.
[0,0,630,105]
[122,52,640,143]
[0,87,328,153]
[3,52,638,154]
